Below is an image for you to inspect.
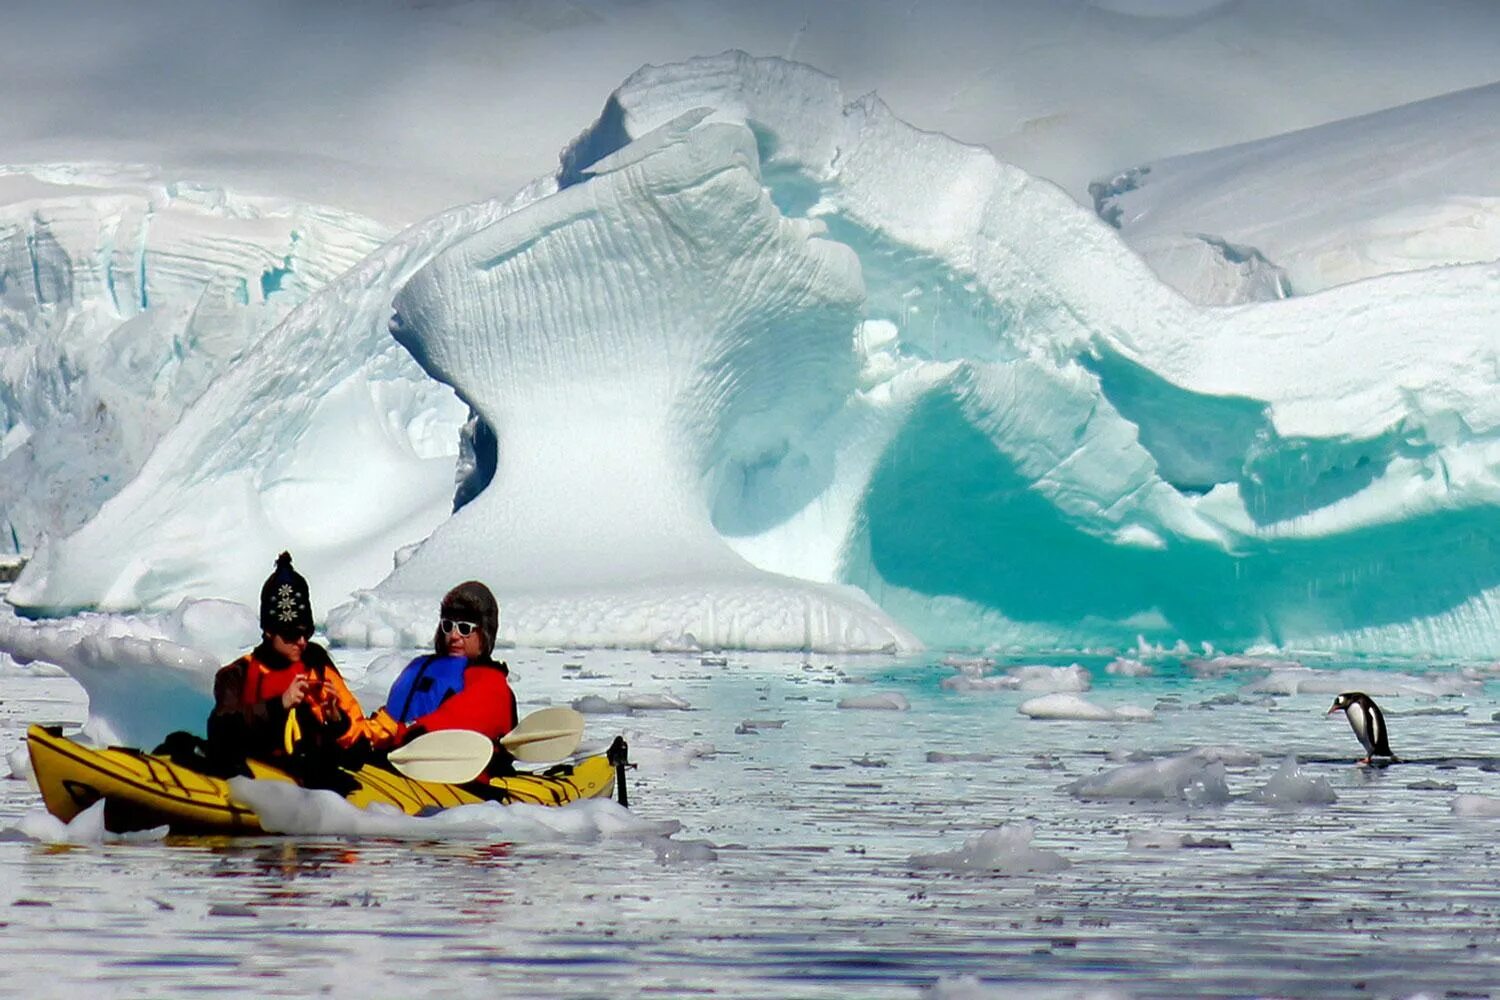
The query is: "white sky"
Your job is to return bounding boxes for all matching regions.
[6,0,1500,224]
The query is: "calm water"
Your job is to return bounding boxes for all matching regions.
[4,648,1500,999]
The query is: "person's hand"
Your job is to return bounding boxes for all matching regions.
[281,674,312,710]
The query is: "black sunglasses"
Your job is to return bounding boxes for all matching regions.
[272,625,312,642]
[440,618,479,637]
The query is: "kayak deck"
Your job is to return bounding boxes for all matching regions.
[26,724,616,835]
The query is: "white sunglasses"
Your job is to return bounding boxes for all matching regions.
[439,618,479,637]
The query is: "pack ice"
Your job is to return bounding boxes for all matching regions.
[7,54,1500,656]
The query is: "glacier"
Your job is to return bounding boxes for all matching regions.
[1096,82,1500,304]
[0,165,392,557]
[5,52,1500,657]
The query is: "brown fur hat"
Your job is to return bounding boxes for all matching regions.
[434,580,499,658]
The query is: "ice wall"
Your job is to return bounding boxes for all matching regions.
[550,53,1500,656]
[4,172,494,620]
[328,112,918,652]
[1093,83,1500,303]
[0,166,387,555]
[10,54,1500,657]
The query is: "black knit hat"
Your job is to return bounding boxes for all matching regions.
[435,580,499,657]
[260,551,314,639]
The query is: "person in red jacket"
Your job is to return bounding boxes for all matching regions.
[367,581,518,777]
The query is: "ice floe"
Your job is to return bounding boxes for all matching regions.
[1019,694,1154,722]
[1,800,166,845]
[943,664,1092,694]
[4,746,34,787]
[1105,658,1153,677]
[0,599,257,744]
[229,776,678,842]
[1067,750,1231,803]
[837,692,910,711]
[1248,757,1338,807]
[909,822,1070,874]
[1451,795,1500,817]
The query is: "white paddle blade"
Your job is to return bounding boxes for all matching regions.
[500,706,585,762]
[387,729,494,783]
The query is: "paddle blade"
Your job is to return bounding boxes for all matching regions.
[500,706,585,762]
[387,729,494,784]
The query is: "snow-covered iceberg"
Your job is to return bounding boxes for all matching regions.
[4,171,485,620]
[0,165,389,558]
[327,107,915,652]
[1095,82,1500,303]
[7,53,1500,658]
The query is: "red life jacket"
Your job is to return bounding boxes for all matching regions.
[240,656,331,725]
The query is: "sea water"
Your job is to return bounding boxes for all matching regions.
[3,647,1500,999]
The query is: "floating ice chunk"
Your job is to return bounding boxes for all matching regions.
[5,746,35,788]
[571,695,633,715]
[1250,757,1337,807]
[1067,750,1231,803]
[652,632,702,654]
[570,692,691,714]
[943,664,1091,693]
[0,606,222,745]
[1,800,167,845]
[616,691,692,711]
[1192,746,1262,768]
[619,730,716,771]
[939,656,995,670]
[1452,795,1500,817]
[910,822,1069,875]
[1246,668,1478,698]
[6,803,101,844]
[229,777,677,840]
[1184,655,1302,678]
[1012,665,1091,693]
[652,837,719,865]
[1019,694,1154,722]
[837,692,910,711]
[1106,658,1153,677]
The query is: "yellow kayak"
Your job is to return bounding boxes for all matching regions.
[26,723,618,835]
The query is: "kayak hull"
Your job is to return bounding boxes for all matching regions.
[26,724,615,835]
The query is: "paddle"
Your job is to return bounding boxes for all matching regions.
[386,707,586,783]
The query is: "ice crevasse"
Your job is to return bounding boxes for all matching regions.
[14,53,1500,657]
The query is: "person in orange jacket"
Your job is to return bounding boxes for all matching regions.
[366,581,518,777]
[207,552,374,770]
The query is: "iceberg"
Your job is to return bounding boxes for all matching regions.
[6,53,1500,657]
[1096,83,1500,303]
[4,173,496,620]
[0,165,389,559]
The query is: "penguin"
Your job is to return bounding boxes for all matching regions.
[1327,691,1398,765]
